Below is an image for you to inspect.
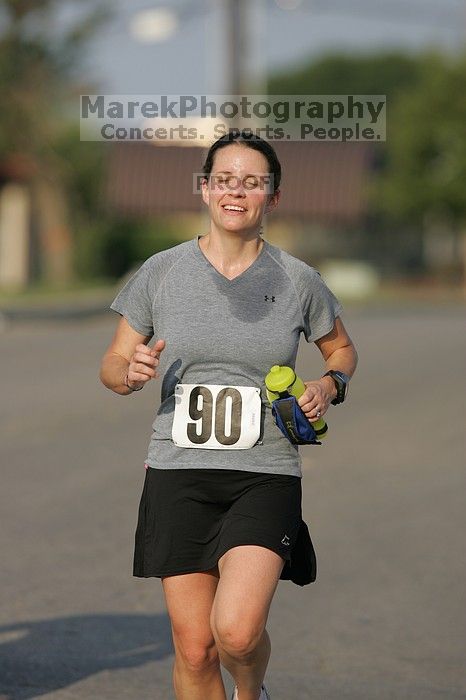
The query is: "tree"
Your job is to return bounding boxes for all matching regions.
[269,49,466,283]
[268,50,422,100]
[0,0,111,285]
[374,51,466,269]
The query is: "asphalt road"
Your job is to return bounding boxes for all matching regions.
[0,304,465,700]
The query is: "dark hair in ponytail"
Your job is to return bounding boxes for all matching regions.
[202,130,281,193]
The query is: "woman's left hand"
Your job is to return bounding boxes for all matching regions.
[297,378,336,422]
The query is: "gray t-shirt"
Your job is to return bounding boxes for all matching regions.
[109,234,343,477]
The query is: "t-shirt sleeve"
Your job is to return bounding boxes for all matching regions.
[302,268,344,343]
[109,260,154,336]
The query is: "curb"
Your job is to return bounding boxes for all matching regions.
[0,302,112,326]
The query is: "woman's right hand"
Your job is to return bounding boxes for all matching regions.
[127,339,166,390]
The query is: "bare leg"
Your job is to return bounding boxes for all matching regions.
[220,627,272,700]
[211,545,285,700]
[162,567,227,700]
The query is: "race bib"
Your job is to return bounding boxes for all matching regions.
[172,383,262,449]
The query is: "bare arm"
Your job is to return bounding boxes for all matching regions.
[298,316,358,419]
[314,316,358,398]
[99,316,165,395]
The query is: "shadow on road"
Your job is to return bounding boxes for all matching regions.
[0,612,173,699]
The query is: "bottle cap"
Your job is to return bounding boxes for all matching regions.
[265,365,296,393]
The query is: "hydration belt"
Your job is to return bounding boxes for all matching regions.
[271,392,322,445]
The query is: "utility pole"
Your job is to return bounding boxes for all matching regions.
[225,0,267,117]
[226,0,245,98]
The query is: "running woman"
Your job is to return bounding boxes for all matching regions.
[100,131,358,700]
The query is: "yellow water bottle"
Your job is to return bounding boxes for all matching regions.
[265,365,328,439]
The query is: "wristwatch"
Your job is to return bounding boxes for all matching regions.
[322,370,350,405]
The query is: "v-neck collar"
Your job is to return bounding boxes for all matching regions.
[193,234,268,283]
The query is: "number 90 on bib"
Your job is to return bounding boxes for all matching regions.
[172,384,262,449]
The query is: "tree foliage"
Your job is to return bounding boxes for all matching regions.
[0,0,111,156]
[269,50,422,100]
[270,49,466,237]
[0,0,112,284]
[374,52,466,229]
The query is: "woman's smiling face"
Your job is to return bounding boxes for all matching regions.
[201,144,280,235]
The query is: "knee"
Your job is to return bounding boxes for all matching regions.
[214,620,263,660]
[175,634,219,674]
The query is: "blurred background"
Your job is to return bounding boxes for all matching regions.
[0,2,465,699]
[0,0,465,305]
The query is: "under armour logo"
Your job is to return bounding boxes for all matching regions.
[264,295,276,302]
[281,535,290,546]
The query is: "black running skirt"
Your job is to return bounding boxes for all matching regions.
[133,466,316,587]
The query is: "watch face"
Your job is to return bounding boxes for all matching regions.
[331,371,349,402]
[335,370,350,401]
[323,370,350,404]
[341,377,349,400]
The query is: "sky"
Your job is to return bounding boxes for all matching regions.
[72,0,466,96]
